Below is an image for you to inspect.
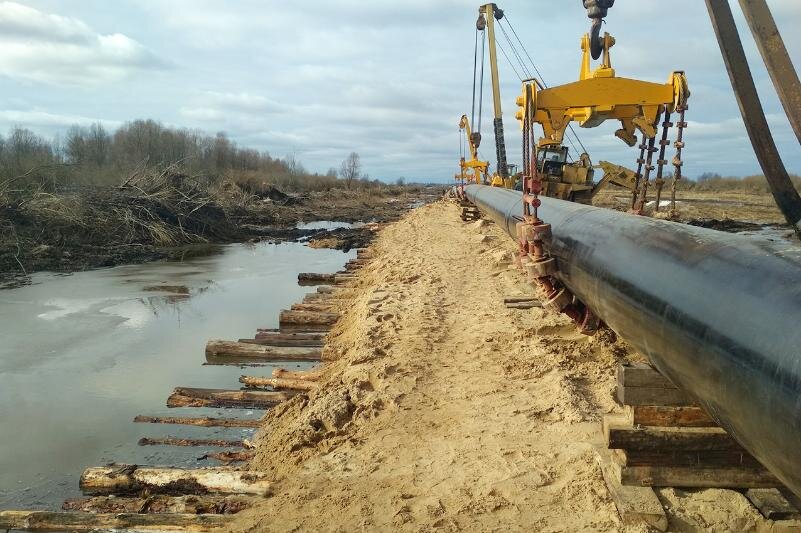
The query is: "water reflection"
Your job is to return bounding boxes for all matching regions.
[0,241,352,509]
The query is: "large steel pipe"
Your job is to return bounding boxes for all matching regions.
[464,184,801,496]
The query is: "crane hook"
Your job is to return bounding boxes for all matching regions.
[582,0,615,60]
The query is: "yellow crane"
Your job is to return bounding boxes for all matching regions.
[456,114,489,185]
[471,3,515,189]
[514,6,690,211]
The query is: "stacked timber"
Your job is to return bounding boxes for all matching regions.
[459,200,481,221]
[598,362,800,529]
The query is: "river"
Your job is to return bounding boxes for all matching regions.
[0,239,352,510]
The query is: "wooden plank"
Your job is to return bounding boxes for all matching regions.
[621,449,762,468]
[167,388,292,409]
[133,416,261,428]
[503,296,537,304]
[505,301,542,309]
[594,449,667,531]
[205,340,321,360]
[617,385,696,407]
[607,424,745,452]
[62,494,256,515]
[0,511,229,531]
[618,363,677,388]
[632,405,717,428]
[745,489,801,521]
[80,465,271,496]
[620,465,783,488]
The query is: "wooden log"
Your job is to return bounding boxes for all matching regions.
[745,489,801,521]
[607,424,745,452]
[290,303,339,313]
[79,465,272,496]
[62,494,256,515]
[206,340,321,361]
[279,310,339,332]
[239,376,317,391]
[317,285,336,294]
[594,450,667,531]
[138,437,246,448]
[254,331,325,340]
[298,273,335,285]
[133,416,261,428]
[167,388,292,409]
[356,249,371,258]
[619,464,783,488]
[272,368,323,381]
[0,511,229,531]
[632,405,717,428]
[334,274,356,285]
[200,451,255,464]
[239,336,325,348]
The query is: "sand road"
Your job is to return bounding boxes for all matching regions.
[231,200,775,532]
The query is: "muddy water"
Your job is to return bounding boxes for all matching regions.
[0,240,352,510]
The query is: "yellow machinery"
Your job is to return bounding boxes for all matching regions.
[471,4,514,189]
[456,114,489,185]
[514,17,690,207]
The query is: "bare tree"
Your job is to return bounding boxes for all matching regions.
[340,152,361,189]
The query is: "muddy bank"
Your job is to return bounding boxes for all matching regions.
[0,178,441,288]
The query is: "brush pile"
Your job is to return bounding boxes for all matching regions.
[0,165,238,283]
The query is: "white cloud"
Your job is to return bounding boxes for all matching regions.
[0,1,165,85]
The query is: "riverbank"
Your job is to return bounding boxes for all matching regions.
[229,200,771,531]
[0,174,438,288]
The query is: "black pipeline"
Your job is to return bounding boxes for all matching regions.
[464,184,801,497]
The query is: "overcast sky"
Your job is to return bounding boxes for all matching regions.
[0,0,799,182]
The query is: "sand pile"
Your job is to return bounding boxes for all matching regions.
[230,200,779,532]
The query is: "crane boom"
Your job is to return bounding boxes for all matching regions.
[477,3,509,181]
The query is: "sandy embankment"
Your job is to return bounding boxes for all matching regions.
[230,200,770,532]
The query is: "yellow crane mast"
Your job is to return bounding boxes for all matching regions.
[457,114,489,185]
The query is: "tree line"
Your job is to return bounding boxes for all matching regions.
[0,119,381,192]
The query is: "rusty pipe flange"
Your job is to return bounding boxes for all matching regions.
[526,256,558,278]
[577,307,601,336]
[544,288,572,313]
[521,223,552,243]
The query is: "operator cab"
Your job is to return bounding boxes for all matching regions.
[537,146,569,178]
